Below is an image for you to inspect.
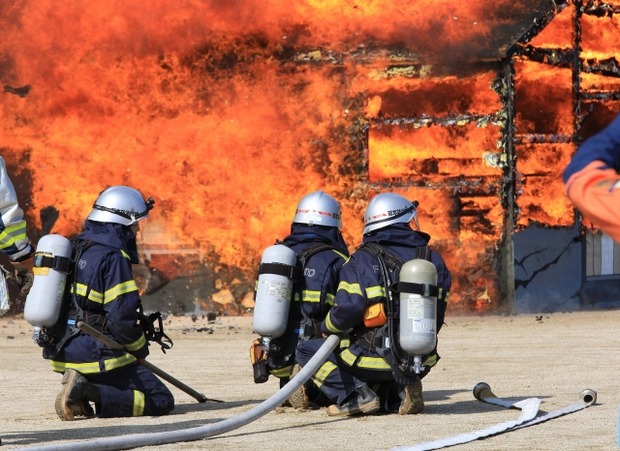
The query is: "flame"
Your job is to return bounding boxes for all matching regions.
[1,1,619,314]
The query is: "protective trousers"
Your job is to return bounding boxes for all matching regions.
[296,338,394,405]
[86,363,174,417]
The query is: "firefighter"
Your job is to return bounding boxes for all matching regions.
[51,186,174,420]
[250,191,349,409]
[564,113,620,242]
[0,155,34,296]
[295,193,451,416]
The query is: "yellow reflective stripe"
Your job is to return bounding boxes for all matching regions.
[325,292,335,307]
[104,352,138,371]
[50,353,137,374]
[441,289,450,303]
[124,334,147,353]
[332,249,349,261]
[365,285,385,300]
[71,280,138,306]
[340,349,391,370]
[301,289,321,303]
[338,281,363,296]
[271,366,292,378]
[324,313,345,334]
[340,348,357,365]
[133,390,145,416]
[0,221,27,250]
[422,353,438,368]
[121,249,131,260]
[72,283,104,305]
[103,280,139,305]
[50,360,101,374]
[313,361,337,387]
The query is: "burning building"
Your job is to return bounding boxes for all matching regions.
[1,1,619,316]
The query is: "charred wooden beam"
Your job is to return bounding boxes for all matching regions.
[514,133,574,144]
[580,91,620,101]
[582,57,620,77]
[520,46,574,67]
[582,0,620,17]
[374,113,500,128]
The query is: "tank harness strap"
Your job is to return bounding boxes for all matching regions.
[357,327,385,351]
[392,281,439,297]
[35,254,72,273]
[258,262,300,280]
[302,319,322,338]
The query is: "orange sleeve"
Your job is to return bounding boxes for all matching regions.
[565,160,620,242]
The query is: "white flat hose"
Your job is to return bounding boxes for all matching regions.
[391,382,597,451]
[21,335,341,451]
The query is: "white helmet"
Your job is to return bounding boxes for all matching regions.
[87,186,154,226]
[363,193,417,234]
[293,191,342,229]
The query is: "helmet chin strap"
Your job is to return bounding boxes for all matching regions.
[92,196,155,225]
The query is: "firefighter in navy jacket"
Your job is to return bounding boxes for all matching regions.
[251,191,349,408]
[564,113,620,242]
[295,193,450,416]
[52,186,174,420]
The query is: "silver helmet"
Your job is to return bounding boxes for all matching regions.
[363,193,417,234]
[87,186,154,226]
[293,191,342,229]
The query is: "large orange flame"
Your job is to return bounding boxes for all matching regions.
[1,1,619,314]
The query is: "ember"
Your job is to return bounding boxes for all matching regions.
[1,1,619,315]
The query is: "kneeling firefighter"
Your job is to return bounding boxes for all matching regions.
[295,192,451,416]
[24,186,175,420]
[250,191,349,408]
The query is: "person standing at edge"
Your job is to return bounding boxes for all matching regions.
[564,113,620,242]
[0,155,34,299]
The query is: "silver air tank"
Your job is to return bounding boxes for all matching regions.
[398,258,438,361]
[24,234,73,327]
[252,244,297,339]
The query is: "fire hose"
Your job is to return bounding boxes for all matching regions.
[391,382,597,451]
[20,334,341,451]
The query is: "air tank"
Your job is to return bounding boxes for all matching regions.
[398,258,438,356]
[24,234,73,327]
[252,244,297,338]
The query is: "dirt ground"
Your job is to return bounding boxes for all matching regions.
[0,310,618,451]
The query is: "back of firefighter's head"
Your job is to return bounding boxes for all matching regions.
[87,186,154,227]
[292,190,342,229]
[363,192,418,235]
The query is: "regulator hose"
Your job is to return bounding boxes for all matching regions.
[22,334,341,451]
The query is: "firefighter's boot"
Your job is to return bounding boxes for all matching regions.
[55,369,99,420]
[398,376,424,415]
[326,385,380,417]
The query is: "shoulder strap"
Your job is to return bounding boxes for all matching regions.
[296,242,335,268]
[358,242,403,275]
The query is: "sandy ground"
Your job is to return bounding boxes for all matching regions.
[0,310,618,451]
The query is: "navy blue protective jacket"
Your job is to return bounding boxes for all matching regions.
[322,223,450,368]
[281,223,349,332]
[49,220,149,374]
[263,224,349,377]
